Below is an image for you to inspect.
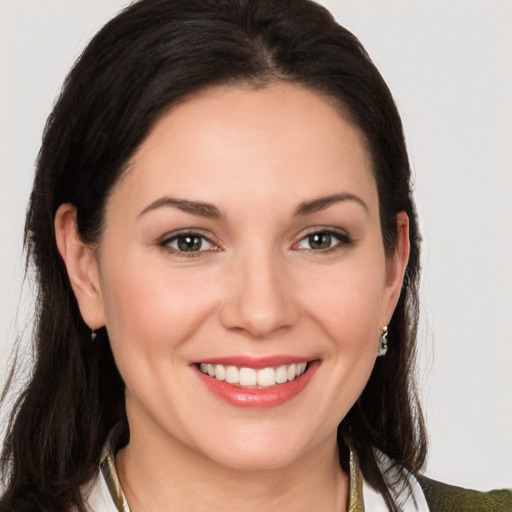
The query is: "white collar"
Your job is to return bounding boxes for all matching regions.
[362,449,430,512]
[82,471,128,512]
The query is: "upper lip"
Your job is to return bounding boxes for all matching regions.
[191,355,314,369]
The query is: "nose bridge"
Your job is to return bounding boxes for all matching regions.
[220,242,297,338]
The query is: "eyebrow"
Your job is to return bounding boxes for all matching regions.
[294,193,369,216]
[138,197,222,219]
[138,192,368,220]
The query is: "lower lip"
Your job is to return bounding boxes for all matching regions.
[194,362,319,409]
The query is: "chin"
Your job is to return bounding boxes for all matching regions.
[191,426,318,472]
[208,446,303,472]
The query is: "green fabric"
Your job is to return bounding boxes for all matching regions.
[99,424,131,512]
[417,475,512,512]
[348,450,364,512]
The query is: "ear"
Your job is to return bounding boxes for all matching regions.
[381,211,410,324]
[54,204,105,330]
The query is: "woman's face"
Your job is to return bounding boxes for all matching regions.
[80,83,407,470]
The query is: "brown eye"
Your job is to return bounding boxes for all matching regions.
[161,232,215,254]
[176,235,203,252]
[307,233,332,250]
[296,229,352,252]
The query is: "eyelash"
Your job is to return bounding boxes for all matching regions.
[158,228,353,257]
[294,229,353,254]
[159,230,219,257]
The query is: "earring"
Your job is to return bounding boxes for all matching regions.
[91,329,97,341]
[377,326,388,357]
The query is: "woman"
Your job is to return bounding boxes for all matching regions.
[1,1,510,511]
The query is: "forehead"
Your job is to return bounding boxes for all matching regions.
[113,82,377,218]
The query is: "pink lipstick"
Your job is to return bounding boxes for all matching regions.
[192,357,319,408]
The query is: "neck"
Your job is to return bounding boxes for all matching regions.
[116,417,349,512]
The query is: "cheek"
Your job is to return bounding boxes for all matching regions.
[301,255,387,345]
[99,254,217,364]
[307,265,385,420]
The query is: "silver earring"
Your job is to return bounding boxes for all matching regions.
[91,329,97,341]
[377,326,388,357]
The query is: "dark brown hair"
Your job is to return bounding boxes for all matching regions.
[1,1,426,510]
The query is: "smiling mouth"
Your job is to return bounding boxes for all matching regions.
[197,362,308,389]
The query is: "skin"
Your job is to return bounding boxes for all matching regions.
[55,82,409,512]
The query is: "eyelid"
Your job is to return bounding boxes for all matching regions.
[292,227,353,251]
[158,229,221,254]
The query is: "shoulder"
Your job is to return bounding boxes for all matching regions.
[416,474,512,512]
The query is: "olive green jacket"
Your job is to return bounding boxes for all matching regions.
[416,475,512,512]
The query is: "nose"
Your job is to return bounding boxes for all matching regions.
[219,250,299,339]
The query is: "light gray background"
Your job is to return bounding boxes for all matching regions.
[1,0,511,491]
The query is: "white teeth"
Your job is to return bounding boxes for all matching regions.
[239,367,257,386]
[199,362,308,388]
[214,364,225,381]
[275,365,288,384]
[225,366,239,384]
[257,367,276,387]
[287,364,296,381]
